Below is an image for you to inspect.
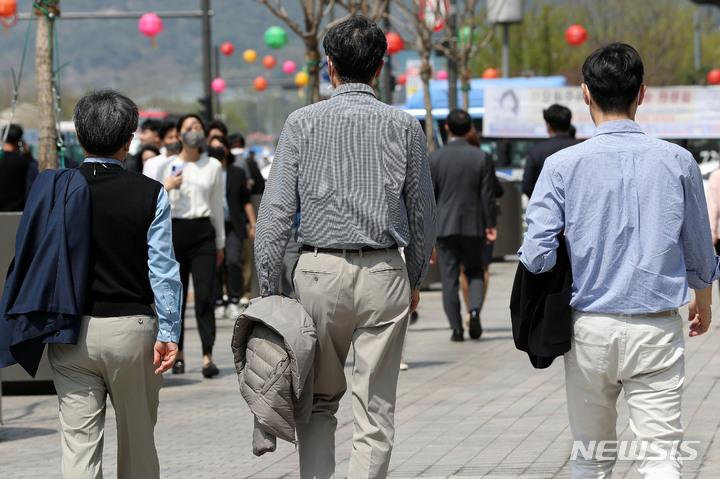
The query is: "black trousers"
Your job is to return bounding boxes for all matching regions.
[172,218,217,355]
[213,222,244,304]
[436,235,486,334]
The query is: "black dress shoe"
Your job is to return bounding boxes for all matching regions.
[202,362,220,378]
[410,311,419,324]
[451,330,464,342]
[172,359,185,374]
[469,309,482,339]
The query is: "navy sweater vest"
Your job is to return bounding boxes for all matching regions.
[78,162,162,317]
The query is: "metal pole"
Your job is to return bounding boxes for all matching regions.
[381,13,393,104]
[447,0,458,111]
[18,11,207,19]
[502,23,509,79]
[201,0,213,122]
[694,10,701,79]
[214,45,221,117]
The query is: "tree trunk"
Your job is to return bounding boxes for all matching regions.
[35,3,59,172]
[420,59,435,153]
[305,47,322,104]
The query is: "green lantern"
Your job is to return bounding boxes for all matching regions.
[458,26,477,45]
[265,26,288,49]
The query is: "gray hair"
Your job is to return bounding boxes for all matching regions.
[72,89,138,156]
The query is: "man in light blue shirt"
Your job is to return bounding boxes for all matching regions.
[519,43,719,478]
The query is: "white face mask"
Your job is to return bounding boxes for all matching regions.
[230,147,244,156]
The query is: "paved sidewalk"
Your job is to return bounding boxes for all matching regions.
[3,261,720,478]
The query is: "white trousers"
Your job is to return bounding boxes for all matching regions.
[294,248,410,479]
[564,311,685,479]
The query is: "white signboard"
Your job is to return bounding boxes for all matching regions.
[482,85,720,139]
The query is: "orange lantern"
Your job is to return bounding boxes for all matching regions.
[482,68,500,79]
[0,0,17,34]
[262,55,276,69]
[253,77,268,91]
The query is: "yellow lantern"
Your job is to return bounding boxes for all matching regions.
[294,71,309,87]
[243,49,257,63]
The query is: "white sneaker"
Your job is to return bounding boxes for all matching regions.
[239,297,250,306]
[214,305,226,319]
[400,361,409,371]
[226,302,241,320]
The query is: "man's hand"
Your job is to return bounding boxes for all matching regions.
[485,227,498,243]
[153,341,179,374]
[430,247,437,265]
[248,227,256,243]
[216,248,225,267]
[410,289,420,314]
[689,286,712,337]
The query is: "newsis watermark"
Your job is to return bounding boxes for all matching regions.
[570,441,701,462]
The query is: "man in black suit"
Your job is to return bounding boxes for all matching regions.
[430,109,497,341]
[522,104,577,198]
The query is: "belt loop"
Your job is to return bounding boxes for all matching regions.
[313,247,318,257]
[385,247,390,254]
[342,248,348,258]
[358,248,363,257]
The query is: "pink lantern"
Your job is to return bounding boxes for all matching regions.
[282,60,297,75]
[386,33,404,55]
[565,24,587,47]
[708,69,720,85]
[220,42,234,56]
[138,13,163,49]
[436,69,448,80]
[211,78,226,93]
[397,74,407,86]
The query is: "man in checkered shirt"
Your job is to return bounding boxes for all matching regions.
[254,16,436,479]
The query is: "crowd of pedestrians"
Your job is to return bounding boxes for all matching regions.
[2,15,720,479]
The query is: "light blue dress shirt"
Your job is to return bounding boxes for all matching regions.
[84,158,183,342]
[519,120,720,313]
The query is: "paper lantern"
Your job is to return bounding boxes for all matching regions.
[458,26,477,45]
[211,78,226,93]
[386,32,404,55]
[262,55,276,69]
[397,74,407,86]
[565,25,587,47]
[265,26,288,49]
[295,71,309,87]
[253,76,268,91]
[282,60,296,75]
[482,68,500,79]
[0,0,17,17]
[138,13,163,49]
[708,69,720,85]
[436,70,448,80]
[220,42,234,56]
[243,49,257,63]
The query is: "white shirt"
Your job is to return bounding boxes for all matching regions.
[143,153,175,181]
[162,153,226,249]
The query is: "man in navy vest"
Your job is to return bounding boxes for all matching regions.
[50,90,182,479]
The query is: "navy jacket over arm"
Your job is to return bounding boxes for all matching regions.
[0,168,91,376]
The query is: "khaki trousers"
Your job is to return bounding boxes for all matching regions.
[48,314,163,479]
[564,311,685,479]
[294,248,410,479]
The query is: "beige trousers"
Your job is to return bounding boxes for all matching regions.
[48,314,163,479]
[294,248,410,479]
[564,311,685,479]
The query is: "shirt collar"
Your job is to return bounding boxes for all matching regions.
[593,119,645,137]
[83,157,124,167]
[330,83,377,99]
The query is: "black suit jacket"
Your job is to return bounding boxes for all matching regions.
[522,134,578,198]
[227,166,252,239]
[429,138,496,238]
[510,235,572,369]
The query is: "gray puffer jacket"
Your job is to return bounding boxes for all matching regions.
[231,295,316,456]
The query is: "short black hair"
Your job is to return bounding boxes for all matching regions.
[140,118,161,132]
[322,16,386,84]
[139,144,160,157]
[543,104,572,132]
[207,119,228,138]
[4,124,23,143]
[582,42,644,115]
[446,109,472,136]
[228,132,245,148]
[73,89,138,156]
[176,113,206,133]
[158,120,177,140]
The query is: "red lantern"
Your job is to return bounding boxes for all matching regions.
[138,13,163,49]
[253,77,268,91]
[397,74,407,86]
[482,68,500,79]
[0,0,17,17]
[708,69,720,85]
[262,55,276,69]
[220,42,234,56]
[386,33,404,55]
[565,25,587,47]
